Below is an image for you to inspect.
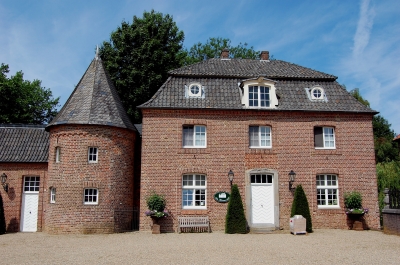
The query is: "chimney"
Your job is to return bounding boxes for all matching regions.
[260,51,269,61]
[220,48,229,59]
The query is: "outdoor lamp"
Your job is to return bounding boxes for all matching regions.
[1,173,8,193]
[228,170,234,186]
[288,170,296,191]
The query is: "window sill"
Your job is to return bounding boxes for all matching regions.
[178,149,210,154]
[181,209,208,215]
[317,206,341,210]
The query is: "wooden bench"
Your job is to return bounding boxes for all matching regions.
[177,216,210,233]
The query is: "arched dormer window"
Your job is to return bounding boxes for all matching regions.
[240,77,278,109]
[185,82,205,98]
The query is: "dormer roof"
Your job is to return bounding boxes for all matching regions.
[46,53,135,131]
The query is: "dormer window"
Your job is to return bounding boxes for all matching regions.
[240,77,278,109]
[186,83,204,98]
[249,86,270,107]
[311,87,323,99]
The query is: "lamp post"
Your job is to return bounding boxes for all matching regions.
[288,170,296,191]
[228,170,234,187]
[1,173,8,193]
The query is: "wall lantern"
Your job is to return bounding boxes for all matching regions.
[288,170,296,191]
[228,170,234,187]
[1,173,8,193]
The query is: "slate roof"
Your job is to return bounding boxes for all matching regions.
[140,58,376,114]
[134,124,142,136]
[0,124,49,162]
[47,56,136,131]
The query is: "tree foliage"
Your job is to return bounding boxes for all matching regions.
[100,10,185,123]
[376,161,400,221]
[225,184,247,234]
[0,64,59,124]
[184,37,260,65]
[349,89,399,163]
[290,185,313,233]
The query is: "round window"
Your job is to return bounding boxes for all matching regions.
[312,88,322,99]
[190,85,200,95]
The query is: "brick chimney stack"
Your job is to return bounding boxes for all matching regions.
[221,48,229,59]
[260,51,269,60]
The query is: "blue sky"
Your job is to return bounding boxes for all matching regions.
[1,0,399,134]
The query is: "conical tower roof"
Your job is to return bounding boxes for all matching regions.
[46,50,135,131]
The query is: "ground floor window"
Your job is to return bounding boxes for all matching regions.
[182,174,206,209]
[84,188,98,205]
[316,174,339,207]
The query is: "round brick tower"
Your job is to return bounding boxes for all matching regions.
[44,51,137,234]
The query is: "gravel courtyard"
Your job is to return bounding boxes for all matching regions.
[0,229,399,265]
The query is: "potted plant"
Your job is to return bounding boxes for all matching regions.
[344,191,368,230]
[344,191,369,215]
[145,192,168,234]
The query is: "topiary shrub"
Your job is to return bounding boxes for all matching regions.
[291,185,313,233]
[225,184,247,234]
[0,193,6,235]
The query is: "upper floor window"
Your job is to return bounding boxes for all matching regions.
[316,174,339,208]
[186,83,204,98]
[84,188,98,205]
[249,86,270,107]
[88,147,98,163]
[182,174,206,209]
[311,87,323,99]
[55,147,61,163]
[240,77,278,109]
[249,126,271,148]
[183,125,206,148]
[50,187,56,203]
[314,127,335,149]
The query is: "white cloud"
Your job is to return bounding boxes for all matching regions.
[353,0,375,57]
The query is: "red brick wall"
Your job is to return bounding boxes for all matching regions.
[45,125,135,234]
[140,109,380,232]
[0,162,48,232]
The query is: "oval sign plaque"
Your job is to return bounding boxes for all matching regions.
[214,191,230,203]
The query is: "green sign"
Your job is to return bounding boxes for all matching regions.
[214,191,230,203]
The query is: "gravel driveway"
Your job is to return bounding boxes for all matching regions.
[0,229,399,264]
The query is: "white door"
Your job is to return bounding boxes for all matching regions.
[20,176,40,232]
[251,174,274,224]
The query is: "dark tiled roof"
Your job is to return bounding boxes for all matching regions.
[0,124,49,162]
[169,58,337,80]
[139,76,376,113]
[134,124,142,136]
[47,57,136,131]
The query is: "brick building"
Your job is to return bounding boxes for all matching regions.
[0,49,380,233]
[138,50,380,232]
[0,53,140,233]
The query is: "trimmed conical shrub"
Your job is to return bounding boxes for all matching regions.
[225,184,247,234]
[0,193,6,235]
[291,185,313,233]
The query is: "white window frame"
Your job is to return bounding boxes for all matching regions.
[50,187,56,203]
[55,147,60,163]
[88,147,98,163]
[314,127,336,149]
[182,125,207,148]
[248,85,270,108]
[249,126,272,148]
[182,174,207,209]
[188,83,202,98]
[316,174,339,209]
[23,176,40,193]
[83,188,98,205]
[311,87,324,99]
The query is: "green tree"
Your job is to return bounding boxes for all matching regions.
[184,37,260,65]
[349,89,399,163]
[291,185,313,233]
[100,10,185,123]
[0,64,59,124]
[0,193,5,234]
[225,184,247,234]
